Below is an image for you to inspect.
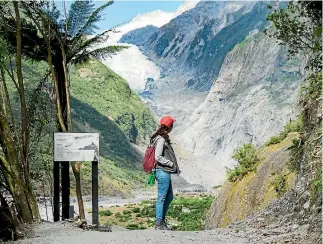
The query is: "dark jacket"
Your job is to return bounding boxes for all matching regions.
[153,135,180,174]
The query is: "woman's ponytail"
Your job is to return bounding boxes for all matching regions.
[150,125,171,144]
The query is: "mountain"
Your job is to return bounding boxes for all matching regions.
[100,0,200,92]
[119,25,158,46]
[104,0,200,46]
[175,32,302,187]
[140,1,262,91]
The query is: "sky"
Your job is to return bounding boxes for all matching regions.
[56,1,182,32]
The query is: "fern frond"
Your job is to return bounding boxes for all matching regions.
[67,0,95,38]
[71,45,127,65]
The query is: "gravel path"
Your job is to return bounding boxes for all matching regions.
[16,220,312,244]
[16,222,258,244]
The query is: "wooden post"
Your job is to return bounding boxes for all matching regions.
[61,161,70,220]
[92,160,99,226]
[53,161,60,222]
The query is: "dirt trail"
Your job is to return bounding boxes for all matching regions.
[16,221,303,244]
[16,222,248,244]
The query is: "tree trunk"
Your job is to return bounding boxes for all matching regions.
[0,191,17,241]
[0,116,40,223]
[0,2,40,224]
[71,162,85,220]
[13,3,39,221]
[54,57,86,220]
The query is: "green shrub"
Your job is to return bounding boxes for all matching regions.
[115,212,122,219]
[301,73,322,101]
[99,210,113,216]
[131,207,141,213]
[123,210,132,215]
[227,144,259,182]
[274,174,287,197]
[266,118,303,146]
[140,205,155,218]
[162,196,215,231]
[310,167,322,206]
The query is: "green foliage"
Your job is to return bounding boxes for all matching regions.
[266,2,322,71]
[274,174,287,197]
[131,207,141,213]
[227,144,260,182]
[104,196,215,231]
[70,60,156,144]
[140,200,150,205]
[67,0,96,37]
[266,118,303,146]
[301,73,322,102]
[99,210,113,217]
[288,138,304,172]
[310,167,322,206]
[123,210,131,215]
[140,204,155,218]
[169,196,215,231]
[115,212,122,219]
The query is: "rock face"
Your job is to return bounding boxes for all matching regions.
[141,1,266,91]
[175,32,302,187]
[205,133,298,228]
[206,73,321,244]
[119,25,158,46]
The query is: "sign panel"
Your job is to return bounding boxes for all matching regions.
[54,133,99,162]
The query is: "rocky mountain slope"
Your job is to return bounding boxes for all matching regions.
[206,91,322,243]
[119,25,158,46]
[206,133,298,228]
[138,1,263,91]
[175,32,302,187]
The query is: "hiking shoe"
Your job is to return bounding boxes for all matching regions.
[162,219,173,231]
[155,220,172,231]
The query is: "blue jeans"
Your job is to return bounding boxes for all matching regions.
[155,169,173,222]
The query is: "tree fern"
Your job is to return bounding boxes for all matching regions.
[67,0,95,38]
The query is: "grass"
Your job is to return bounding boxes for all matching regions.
[99,194,215,231]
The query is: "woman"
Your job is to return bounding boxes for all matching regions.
[150,115,180,230]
